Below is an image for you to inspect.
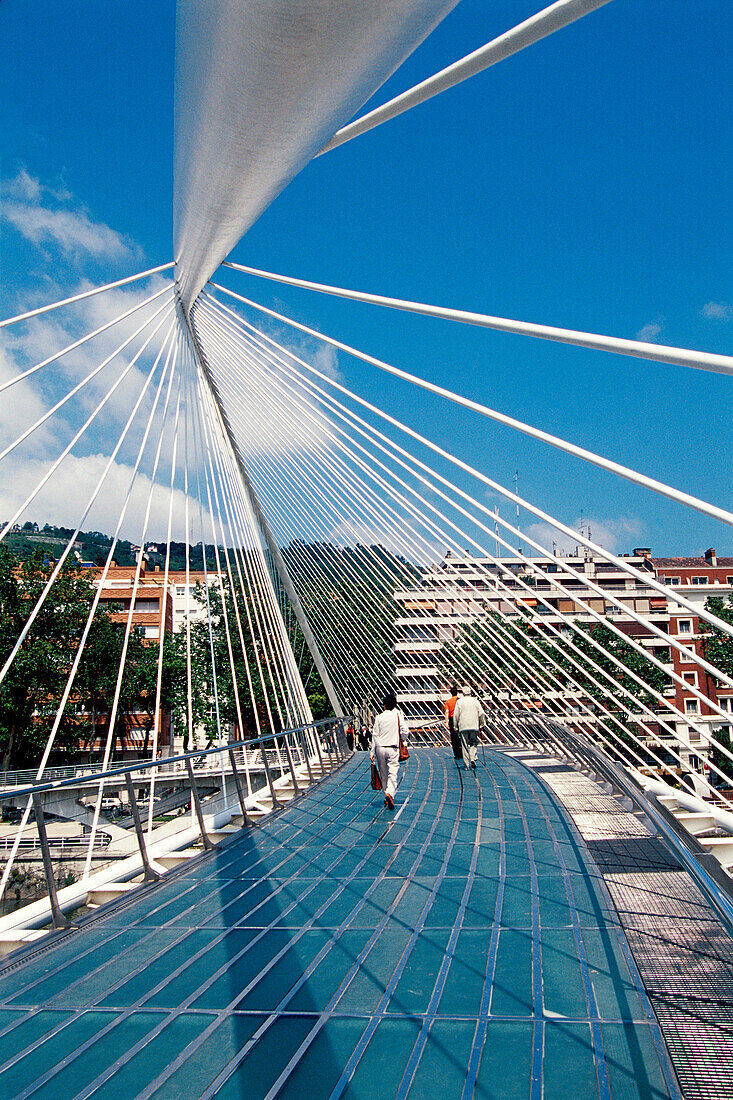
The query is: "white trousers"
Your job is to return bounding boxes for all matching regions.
[375,744,400,799]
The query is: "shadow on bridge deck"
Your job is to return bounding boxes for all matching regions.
[0,750,683,1098]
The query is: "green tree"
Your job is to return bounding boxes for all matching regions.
[0,547,101,769]
[709,725,733,789]
[167,579,280,749]
[698,594,733,680]
[438,611,670,749]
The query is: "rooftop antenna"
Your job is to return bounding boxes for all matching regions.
[514,470,522,555]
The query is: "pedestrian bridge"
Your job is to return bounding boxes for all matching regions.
[0,744,730,1098]
[1,2,732,1096]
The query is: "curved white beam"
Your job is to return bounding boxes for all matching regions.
[209,283,733,527]
[319,0,614,155]
[174,0,460,311]
[223,263,733,377]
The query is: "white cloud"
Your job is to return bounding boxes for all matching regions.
[636,319,664,343]
[701,301,732,321]
[1,274,175,466]
[2,169,137,261]
[6,167,42,202]
[524,515,642,556]
[0,453,214,544]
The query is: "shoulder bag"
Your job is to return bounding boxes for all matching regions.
[398,713,410,761]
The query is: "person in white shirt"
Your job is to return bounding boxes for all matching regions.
[453,685,485,770]
[371,691,405,810]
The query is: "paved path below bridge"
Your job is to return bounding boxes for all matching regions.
[0,750,682,1098]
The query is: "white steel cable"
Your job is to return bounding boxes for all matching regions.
[148,364,185,832]
[0,282,173,395]
[223,265,733,379]
[193,319,411,686]
[200,321,704,796]
[203,351,415,644]
[229,359,726,794]
[0,324,180,899]
[0,310,177,691]
[81,325,182,876]
[184,345,226,754]
[236,349,733,791]
[210,284,733,523]
[192,373,285,736]
[203,291,733,638]
[122,332,181,823]
[191,335,315,730]
[0,262,175,330]
[318,0,614,155]
[194,375,266,749]
[193,369,260,789]
[198,297,730,787]
[200,300,733,732]
[0,302,176,545]
[230,313,733,743]
[192,366,246,751]
[0,290,175,470]
[203,401,309,732]
[201,317,632,738]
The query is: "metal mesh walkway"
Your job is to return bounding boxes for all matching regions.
[0,750,681,1099]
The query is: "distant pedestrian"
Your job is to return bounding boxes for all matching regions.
[443,683,461,760]
[371,691,405,810]
[453,685,485,771]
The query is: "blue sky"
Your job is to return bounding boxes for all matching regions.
[0,0,730,556]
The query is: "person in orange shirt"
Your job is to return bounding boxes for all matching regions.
[444,683,461,760]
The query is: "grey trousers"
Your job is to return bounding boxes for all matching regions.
[459,727,479,767]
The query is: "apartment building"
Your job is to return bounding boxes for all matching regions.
[652,549,733,762]
[393,547,732,766]
[88,561,209,757]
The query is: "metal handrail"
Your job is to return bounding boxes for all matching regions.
[0,716,352,932]
[0,717,347,803]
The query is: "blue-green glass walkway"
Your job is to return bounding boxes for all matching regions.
[0,750,681,1099]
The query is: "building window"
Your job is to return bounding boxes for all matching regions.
[691,576,708,585]
[683,672,697,687]
[679,645,697,663]
[663,575,680,585]
[176,586,186,596]
[134,598,159,613]
[685,699,699,715]
[677,620,692,634]
[719,697,733,713]
[727,577,733,585]
[144,626,160,640]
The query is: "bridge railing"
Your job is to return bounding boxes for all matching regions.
[0,717,352,936]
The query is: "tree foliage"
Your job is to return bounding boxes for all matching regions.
[438,610,670,742]
[698,594,733,680]
[282,540,417,711]
[0,543,335,770]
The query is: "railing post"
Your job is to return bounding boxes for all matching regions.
[31,792,71,930]
[297,726,314,785]
[124,771,160,882]
[227,747,249,821]
[333,719,345,762]
[185,756,214,850]
[311,722,325,774]
[260,738,280,809]
[324,721,337,767]
[282,733,301,796]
